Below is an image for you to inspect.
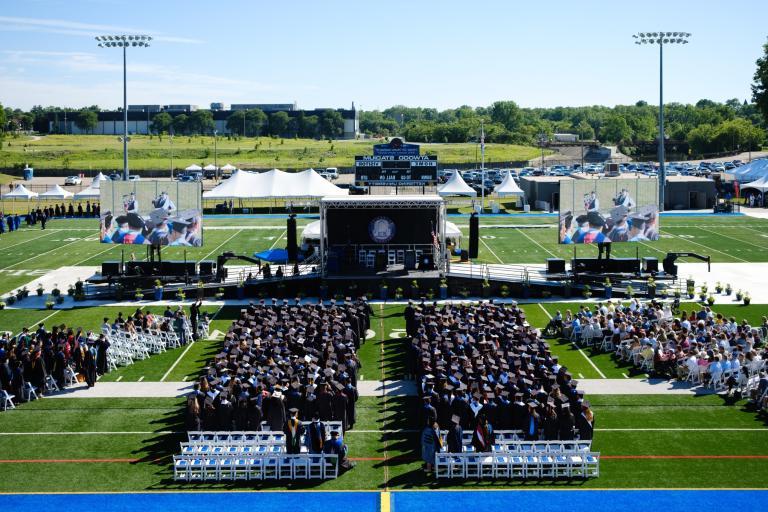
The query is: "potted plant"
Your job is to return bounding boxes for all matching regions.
[51,284,61,298]
[45,296,54,310]
[74,291,85,302]
[215,287,225,300]
[736,289,744,301]
[394,287,404,300]
[0,300,5,310]
[674,290,681,299]
[604,278,612,299]
[176,290,186,302]
[626,285,634,299]
[36,283,44,296]
[439,279,448,299]
[458,287,470,299]
[67,285,75,297]
[700,283,708,295]
[647,277,656,299]
[482,279,491,298]
[426,288,436,300]
[686,282,695,299]
[6,295,16,306]
[715,282,723,294]
[724,283,732,296]
[16,288,24,302]
[55,295,64,305]
[153,279,163,301]
[21,286,29,299]
[135,288,144,301]
[582,284,592,299]
[197,280,205,300]
[706,294,715,306]
[410,280,420,299]
[75,279,83,294]
[379,281,388,301]
[743,292,751,305]
[499,284,510,298]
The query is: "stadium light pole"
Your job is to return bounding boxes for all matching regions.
[95,34,152,181]
[633,31,690,211]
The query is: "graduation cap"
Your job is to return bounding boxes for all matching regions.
[289,407,299,414]
[451,414,461,424]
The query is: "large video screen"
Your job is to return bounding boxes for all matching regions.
[100,181,202,246]
[559,178,659,244]
[326,208,436,245]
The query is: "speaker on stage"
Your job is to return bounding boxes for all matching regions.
[286,214,298,262]
[199,260,215,276]
[460,250,469,262]
[404,250,416,270]
[102,261,121,277]
[469,212,479,259]
[642,257,658,273]
[419,253,435,270]
[547,258,565,274]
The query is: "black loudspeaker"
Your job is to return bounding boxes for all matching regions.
[404,250,416,270]
[607,258,640,273]
[460,250,469,262]
[161,261,195,276]
[125,261,157,276]
[469,213,479,259]
[547,258,566,274]
[572,258,604,273]
[662,255,678,276]
[642,257,658,273]
[199,260,215,276]
[102,261,121,276]
[419,253,435,270]
[286,215,298,262]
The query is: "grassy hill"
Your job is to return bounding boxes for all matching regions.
[0,134,545,172]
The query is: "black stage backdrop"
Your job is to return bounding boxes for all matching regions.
[326,208,434,245]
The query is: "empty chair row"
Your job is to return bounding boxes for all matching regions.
[173,453,339,481]
[435,451,600,480]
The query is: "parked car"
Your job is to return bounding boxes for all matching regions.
[127,175,140,181]
[203,169,217,179]
[324,167,339,180]
[64,176,82,185]
[108,172,121,181]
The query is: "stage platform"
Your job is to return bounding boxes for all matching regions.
[326,264,441,280]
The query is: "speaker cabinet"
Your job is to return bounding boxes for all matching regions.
[101,261,121,276]
[286,215,298,262]
[547,258,565,274]
[199,260,215,276]
[469,213,479,259]
[404,250,416,270]
[642,257,658,273]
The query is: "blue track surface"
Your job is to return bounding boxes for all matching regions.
[0,491,379,512]
[392,490,767,512]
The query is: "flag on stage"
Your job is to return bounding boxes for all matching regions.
[431,229,440,253]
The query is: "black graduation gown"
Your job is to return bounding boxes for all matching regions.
[83,348,97,387]
[316,391,334,421]
[264,395,286,432]
[284,417,305,454]
[447,423,463,453]
[96,339,110,375]
[307,420,326,453]
[343,386,358,429]
[576,412,594,440]
[543,413,559,440]
[558,413,576,440]
[332,392,348,431]
[246,401,263,430]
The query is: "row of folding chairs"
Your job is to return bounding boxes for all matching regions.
[173,453,339,481]
[451,441,593,455]
[188,431,286,444]
[180,443,283,456]
[435,451,600,480]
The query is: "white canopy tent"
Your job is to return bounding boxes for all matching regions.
[220,163,237,171]
[203,164,218,172]
[203,168,348,199]
[741,175,768,193]
[74,186,101,199]
[494,171,525,198]
[39,184,74,199]
[437,171,477,197]
[185,164,203,172]
[3,184,38,199]
[92,172,108,187]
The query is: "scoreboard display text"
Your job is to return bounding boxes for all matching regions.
[355,156,438,185]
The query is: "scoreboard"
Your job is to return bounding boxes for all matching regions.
[355,155,438,186]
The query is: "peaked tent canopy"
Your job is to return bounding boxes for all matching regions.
[203,164,218,171]
[202,168,348,199]
[741,175,768,193]
[185,164,203,172]
[494,171,525,197]
[39,184,74,199]
[732,159,768,182]
[74,186,101,199]
[220,163,237,171]
[437,171,477,197]
[2,184,38,199]
[92,172,108,188]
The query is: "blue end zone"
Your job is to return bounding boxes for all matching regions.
[0,491,379,512]
[392,490,767,512]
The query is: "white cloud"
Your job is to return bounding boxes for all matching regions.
[0,15,202,44]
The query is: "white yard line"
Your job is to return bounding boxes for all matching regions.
[269,229,287,250]
[578,373,585,379]
[160,342,195,382]
[27,310,61,329]
[695,227,768,251]
[0,431,182,435]
[115,376,123,382]
[0,230,59,250]
[661,230,748,262]
[76,244,118,265]
[516,228,557,258]
[198,229,243,262]
[638,240,667,255]
[537,303,607,379]
[479,236,504,264]
[137,376,145,382]
[1,236,89,270]
[622,373,629,379]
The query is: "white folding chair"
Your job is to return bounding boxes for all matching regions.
[435,454,450,479]
[173,455,190,481]
[584,452,600,477]
[308,455,324,479]
[293,455,309,479]
[465,454,480,478]
[524,455,540,478]
[480,455,494,479]
[23,382,38,401]
[449,454,465,478]
[493,455,510,479]
[2,390,16,410]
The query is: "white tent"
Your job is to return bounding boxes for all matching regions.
[185,164,203,172]
[93,172,108,184]
[494,171,525,198]
[2,184,38,199]
[203,164,218,171]
[74,186,101,199]
[203,168,348,199]
[220,163,237,171]
[437,171,477,197]
[741,175,768,193]
[39,184,74,199]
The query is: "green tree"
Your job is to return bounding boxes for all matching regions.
[226,111,246,135]
[576,120,595,140]
[687,123,717,155]
[490,100,522,131]
[188,110,215,134]
[751,36,768,124]
[0,103,7,133]
[150,112,173,134]
[74,110,97,134]
[172,114,188,135]
[600,115,633,143]
[245,109,267,136]
[319,109,344,138]
[268,111,290,136]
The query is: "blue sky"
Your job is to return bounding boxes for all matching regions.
[0,0,766,111]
